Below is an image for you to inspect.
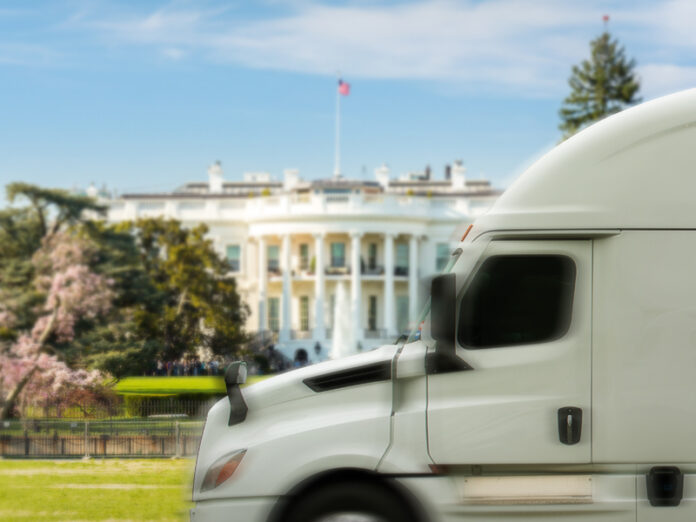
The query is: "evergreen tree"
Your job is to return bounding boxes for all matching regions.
[559,31,641,139]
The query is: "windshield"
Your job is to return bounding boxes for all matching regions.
[406,236,490,343]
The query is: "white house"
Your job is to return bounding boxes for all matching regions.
[105,161,502,362]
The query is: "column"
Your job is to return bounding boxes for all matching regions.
[313,233,326,340]
[257,236,267,336]
[409,235,419,325]
[351,232,363,342]
[280,234,292,343]
[384,232,396,337]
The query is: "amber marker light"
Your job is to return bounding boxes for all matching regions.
[201,449,247,492]
[460,224,473,242]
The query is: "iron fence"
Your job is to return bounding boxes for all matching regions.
[0,419,204,458]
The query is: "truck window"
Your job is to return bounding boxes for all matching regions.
[458,255,576,348]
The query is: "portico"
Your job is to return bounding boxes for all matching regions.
[252,229,422,352]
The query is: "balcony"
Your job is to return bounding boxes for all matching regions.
[363,265,384,276]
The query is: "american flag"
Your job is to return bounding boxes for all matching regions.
[338,79,350,96]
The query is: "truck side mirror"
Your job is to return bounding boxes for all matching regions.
[431,273,456,349]
[428,273,471,374]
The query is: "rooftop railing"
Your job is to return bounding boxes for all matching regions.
[110,192,487,222]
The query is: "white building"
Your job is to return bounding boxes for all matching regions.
[105,161,502,361]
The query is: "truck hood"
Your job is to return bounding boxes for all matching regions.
[241,344,398,412]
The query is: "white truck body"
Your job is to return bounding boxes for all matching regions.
[192,89,696,522]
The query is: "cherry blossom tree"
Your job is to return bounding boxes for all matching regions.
[0,184,113,419]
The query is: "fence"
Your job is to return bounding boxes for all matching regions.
[19,395,221,421]
[0,419,205,458]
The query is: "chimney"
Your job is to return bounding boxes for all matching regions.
[444,164,451,180]
[451,160,466,190]
[375,164,390,189]
[424,165,431,180]
[208,161,224,193]
[283,168,300,190]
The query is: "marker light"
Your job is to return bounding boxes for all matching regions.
[460,224,474,242]
[201,449,247,492]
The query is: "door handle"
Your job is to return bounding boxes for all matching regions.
[557,406,582,445]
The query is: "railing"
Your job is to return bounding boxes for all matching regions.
[113,193,476,223]
[18,396,220,421]
[0,419,204,458]
[363,265,384,275]
[364,329,387,339]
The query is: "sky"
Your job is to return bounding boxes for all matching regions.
[2,0,696,195]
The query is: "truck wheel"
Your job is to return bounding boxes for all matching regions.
[284,481,419,522]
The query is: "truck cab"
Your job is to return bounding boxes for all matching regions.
[192,89,696,522]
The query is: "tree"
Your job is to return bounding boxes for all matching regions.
[559,30,641,139]
[0,184,112,418]
[117,218,249,367]
[0,231,113,419]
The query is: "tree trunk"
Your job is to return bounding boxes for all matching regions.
[0,306,58,420]
[0,366,38,419]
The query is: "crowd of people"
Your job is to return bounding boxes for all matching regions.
[149,342,324,378]
[153,358,222,376]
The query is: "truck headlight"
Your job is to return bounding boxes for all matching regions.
[201,449,247,492]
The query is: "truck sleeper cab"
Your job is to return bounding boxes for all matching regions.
[192,89,696,522]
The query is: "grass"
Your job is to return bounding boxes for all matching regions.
[113,375,270,396]
[0,459,194,521]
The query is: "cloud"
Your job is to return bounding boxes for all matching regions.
[63,0,696,97]
[0,43,63,67]
[162,47,185,60]
[638,63,696,99]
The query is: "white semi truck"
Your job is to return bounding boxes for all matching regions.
[191,89,696,522]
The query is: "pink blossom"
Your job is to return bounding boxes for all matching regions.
[1,231,113,412]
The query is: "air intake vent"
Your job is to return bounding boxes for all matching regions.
[303,361,392,392]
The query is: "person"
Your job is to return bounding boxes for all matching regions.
[314,341,322,357]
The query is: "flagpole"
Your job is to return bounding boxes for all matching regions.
[334,77,341,178]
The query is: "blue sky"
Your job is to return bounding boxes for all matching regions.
[2,0,696,195]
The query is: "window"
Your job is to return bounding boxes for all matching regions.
[368,243,377,270]
[269,297,280,332]
[436,243,450,272]
[328,294,336,328]
[368,295,377,330]
[331,242,345,267]
[299,244,309,271]
[458,255,576,349]
[267,245,280,273]
[226,245,241,272]
[396,243,409,276]
[396,295,409,333]
[299,296,310,331]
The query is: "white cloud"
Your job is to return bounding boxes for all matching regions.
[0,43,63,67]
[162,47,185,60]
[67,0,696,97]
[638,63,696,99]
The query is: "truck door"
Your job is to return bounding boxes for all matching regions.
[427,239,592,464]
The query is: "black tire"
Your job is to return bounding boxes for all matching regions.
[283,480,420,522]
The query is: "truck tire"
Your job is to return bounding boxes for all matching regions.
[283,480,420,522]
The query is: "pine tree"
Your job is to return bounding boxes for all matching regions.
[559,31,641,139]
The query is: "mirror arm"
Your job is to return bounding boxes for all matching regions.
[425,347,473,374]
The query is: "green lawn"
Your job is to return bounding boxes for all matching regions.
[0,459,194,521]
[113,375,270,396]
